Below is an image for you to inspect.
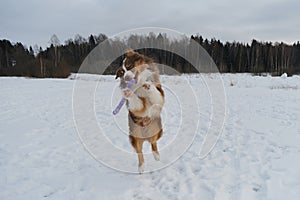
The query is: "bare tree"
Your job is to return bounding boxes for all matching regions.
[49,34,60,67]
[34,45,44,77]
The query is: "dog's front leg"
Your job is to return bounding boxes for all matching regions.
[123,88,145,113]
[141,82,164,118]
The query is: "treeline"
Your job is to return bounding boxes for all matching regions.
[192,35,300,75]
[0,33,299,78]
[0,34,107,77]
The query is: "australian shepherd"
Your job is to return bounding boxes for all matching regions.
[115,50,164,173]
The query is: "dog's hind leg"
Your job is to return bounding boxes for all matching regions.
[151,142,160,161]
[150,129,162,161]
[129,135,145,173]
[136,139,145,174]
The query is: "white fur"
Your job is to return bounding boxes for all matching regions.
[145,82,164,105]
[124,67,163,118]
[131,69,154,92]
[125,90,144,112]
[138,164,144,174]
[139,82,164,117]
[124,70,135,81]
[153,151,160,161]
[138,69,153,83]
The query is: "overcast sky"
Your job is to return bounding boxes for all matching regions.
[1,0,299,48]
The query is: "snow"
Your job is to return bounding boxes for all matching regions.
[1,74,300,199]
[281,73,288,79]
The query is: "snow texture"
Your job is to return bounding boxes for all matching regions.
[1,73,300,200]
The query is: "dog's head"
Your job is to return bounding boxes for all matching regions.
[115,50,150,81]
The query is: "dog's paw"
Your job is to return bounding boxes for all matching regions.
[123,88,133,98]
[138,164,144,174]
[153,151,160,161]
[142,83,151,90]
[142,117,151,127]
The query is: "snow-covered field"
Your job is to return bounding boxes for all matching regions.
[1,74,300,200]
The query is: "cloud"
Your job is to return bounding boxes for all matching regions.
[0,0,299,48]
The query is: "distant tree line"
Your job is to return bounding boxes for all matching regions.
[191,35,300,75]
[0,33,299,78]
[0,34,107,78]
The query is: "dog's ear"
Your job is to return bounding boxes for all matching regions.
[132,53,141,60]
[125,49,135,58]
[115,67,125,79]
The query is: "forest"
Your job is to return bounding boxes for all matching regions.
[0,33,299,78]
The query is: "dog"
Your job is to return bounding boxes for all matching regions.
[115,50,164,173]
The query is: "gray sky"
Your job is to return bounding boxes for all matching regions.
[1,0,299,48]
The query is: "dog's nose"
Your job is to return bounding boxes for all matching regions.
[115,68,125,79]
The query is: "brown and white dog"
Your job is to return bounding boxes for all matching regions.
[115,50,164,173]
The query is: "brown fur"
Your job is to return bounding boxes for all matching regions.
[156,83,164,97]
[115,67,125,79]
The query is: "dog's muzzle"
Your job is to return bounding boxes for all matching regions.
[115,57,135,80]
